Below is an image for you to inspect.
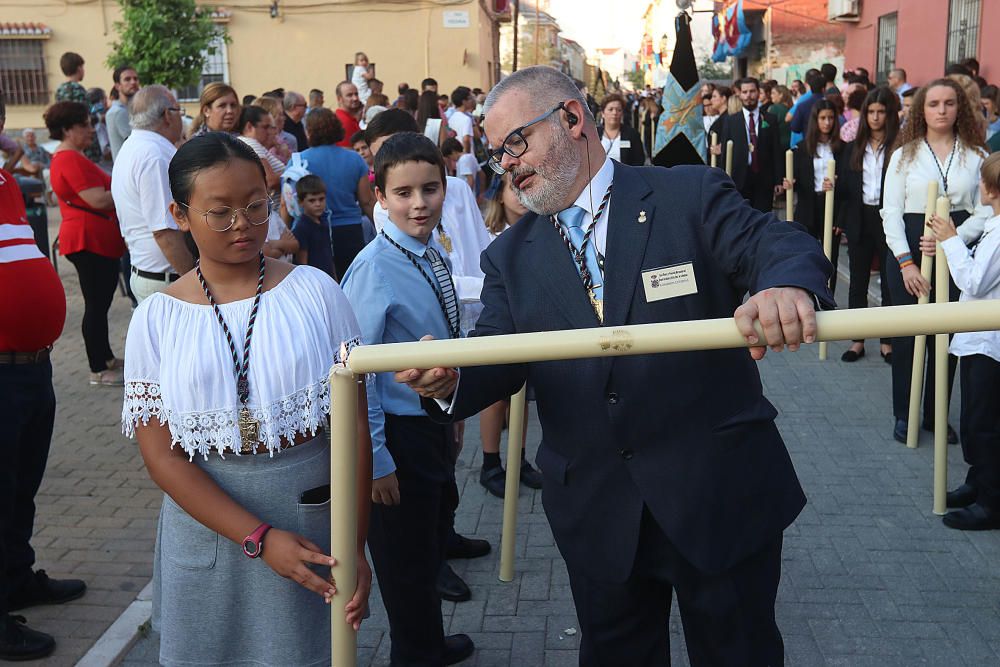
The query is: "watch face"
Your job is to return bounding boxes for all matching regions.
[243,539,260,557]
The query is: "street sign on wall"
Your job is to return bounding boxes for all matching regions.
[443,11,470,28]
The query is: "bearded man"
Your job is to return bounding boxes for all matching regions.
[400,66,834,666]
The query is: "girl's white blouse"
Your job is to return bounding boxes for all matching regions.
[121,266,361,459]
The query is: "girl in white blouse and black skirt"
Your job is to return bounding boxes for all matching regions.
[122,133,373,666]
[881,78,991,445]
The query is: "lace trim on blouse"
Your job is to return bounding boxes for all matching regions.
[122,336,365,460]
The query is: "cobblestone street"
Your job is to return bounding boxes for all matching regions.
[24,209,1000,666]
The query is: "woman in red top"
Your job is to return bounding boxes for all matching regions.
[46,101,125,386]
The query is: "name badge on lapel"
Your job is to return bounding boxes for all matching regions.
[619,140,631,148]
[641,262,698,302]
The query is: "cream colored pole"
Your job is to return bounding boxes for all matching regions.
[819,159,836,360]
[785,149,794,222]
[933,196,951,515]
[330,367,358,667]
[725,139,734,176]
[346,301,1000,374]
[499,384,528,582]
[906,181,940,448]
[710,132,718,168]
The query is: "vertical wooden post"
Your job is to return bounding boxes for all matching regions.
[710,132,718,168]
[933,196,951,514]
[819,159,836,360]
[906,181,940,448]
[499,384,528,583]
[724,139,734,176]
[330,367,358,667]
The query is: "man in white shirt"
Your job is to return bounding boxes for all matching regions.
[448,86,477,153]
[106,65,140,161]
[111,85,193,303]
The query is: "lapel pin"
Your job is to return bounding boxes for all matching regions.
[637,210,647,224]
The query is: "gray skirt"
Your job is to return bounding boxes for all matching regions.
[152,435,332,666]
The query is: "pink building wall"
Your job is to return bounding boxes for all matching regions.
[842,0,999,86]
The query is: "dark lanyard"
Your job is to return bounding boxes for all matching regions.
[924,137,957,194]
[196,252,265,406]
[381,232,460,339]
[549,183,613,295]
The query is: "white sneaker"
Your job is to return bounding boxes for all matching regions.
[89,368,124,386]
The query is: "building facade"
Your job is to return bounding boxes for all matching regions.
[838,0,997,86]
[0,0,507,131]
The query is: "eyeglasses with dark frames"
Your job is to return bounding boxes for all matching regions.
[178,198,272,232]
[486,102,567,176]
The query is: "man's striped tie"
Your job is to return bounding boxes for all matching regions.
[425,246,460,338]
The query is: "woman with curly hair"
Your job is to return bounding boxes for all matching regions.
[300,108,374,276]
[880,78,991,444]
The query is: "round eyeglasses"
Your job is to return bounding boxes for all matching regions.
[486,102,566,176]
[178,198,272,232]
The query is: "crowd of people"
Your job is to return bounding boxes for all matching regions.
[1,46,1000,667]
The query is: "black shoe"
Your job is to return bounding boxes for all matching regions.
[921,422,959,444]
[479,465,506,498]
[446,533,491,560]
[893,419,908,444]
[841,348,865,362]
[443,633,475,664]
[0,615,56,661]
[520,461,544,489]
[7,570,86,612]
[437,564,471,602]
[942,503,1000,531]
[947,483,978,509]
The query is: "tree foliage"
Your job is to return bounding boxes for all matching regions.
[106,0,224,91]
[698,55,732,82]
[625,68,645,92]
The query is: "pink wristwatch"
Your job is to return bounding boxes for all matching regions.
[242,523,272,558]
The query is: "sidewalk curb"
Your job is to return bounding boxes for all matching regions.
[74,580,153,667]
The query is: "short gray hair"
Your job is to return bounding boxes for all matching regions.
[283,91,304,112]
[129,85,174,130]
[483,66,593,123]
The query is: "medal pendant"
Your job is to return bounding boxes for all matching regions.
[238,407,260,454]
[588,289,604,323]
[439,231,454,254]
[749,143,755,153]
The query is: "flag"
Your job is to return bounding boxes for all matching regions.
[712,0,751,62]
[652,12,705,167]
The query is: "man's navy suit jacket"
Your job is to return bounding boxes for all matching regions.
[426,162,835,584]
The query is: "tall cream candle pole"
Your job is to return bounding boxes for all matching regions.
[346,301,1000,374]
[710,132,718,168]
[329,367,358,667]
[906,181,940,448]
[819,158,836,360]
[785,149,794,222]
[499,384,528,582]
[725,139,734,176]
[933,195,951,514]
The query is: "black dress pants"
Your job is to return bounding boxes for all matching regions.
[847,204,893,344]
[567,507,784,667]
[738,169,774,213]
[798,192,841,297]
[0,359,55,617]
[959,355,1000,510]
[331,223,366,280]
[66,250,120,373]
[885,211,967,421]
[367,414,458,666]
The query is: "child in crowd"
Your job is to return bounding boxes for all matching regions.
[476,174,543,498]
[122,133,372,666]
[441,137,479,195]
[350,130,375,187]
[924,152,1000,531]
[341,132,475,665]
[291,174,336,279]
[351,52,374,105]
